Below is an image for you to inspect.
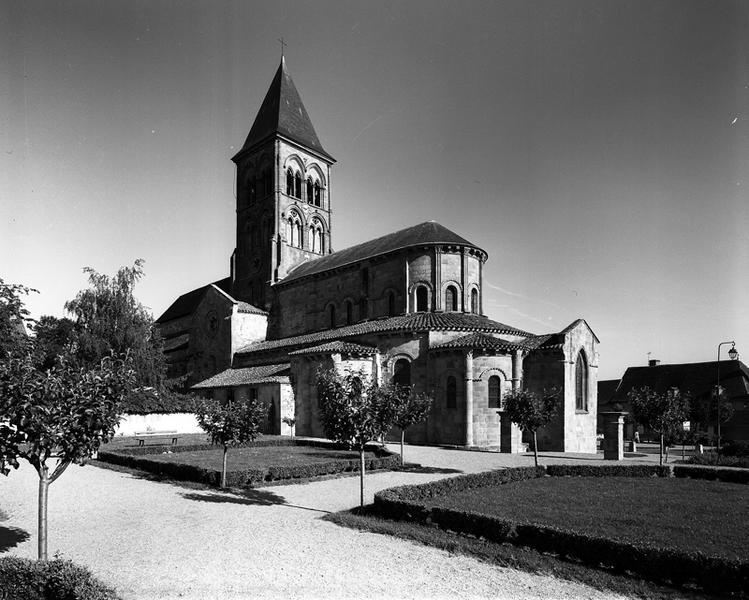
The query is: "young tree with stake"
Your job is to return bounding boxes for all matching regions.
[628,386,691,465]
[502,387,560,467]
[392,386,433,466]
[194,395,266,488]
[0,353,134,560]
[316,368,398,507]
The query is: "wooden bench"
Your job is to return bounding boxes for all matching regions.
[134,430,179,447]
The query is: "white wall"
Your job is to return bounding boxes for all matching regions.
[114,413,203,437]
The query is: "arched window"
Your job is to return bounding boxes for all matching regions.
[388,292,396,317]
[471,288,479,314]
[329,304,336,328]
[416,286,428,312]
[446,375,457,409]
[294,172,302,199]
[314,182,321,206]
[488,375,501,409]
[307,178,314,203]
[286,169,294,196]
[359,297,368,320]
[263,169,273,195]
[346,300,353,325]
[575,351,588,411]
[287,212,302,248]
[445,285,458,311]
[309,219,324,254]
[249,181,256,204]
[393,359,411,389]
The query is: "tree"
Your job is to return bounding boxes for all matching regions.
[316,368,398,507]
[32,315,77,370]
[502,387,560,467]
[0,278,37,357]
[0,353,134,560]
[392,386,433,466]
[194,396,266,488]
[628,386,691,465]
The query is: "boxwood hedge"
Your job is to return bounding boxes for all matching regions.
[98,441,398,487]
[373,464,748,594]
[0,556,120,600]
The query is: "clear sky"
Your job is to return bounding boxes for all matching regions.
[2,0,748,380]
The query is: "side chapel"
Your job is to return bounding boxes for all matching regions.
[156,58,599,453]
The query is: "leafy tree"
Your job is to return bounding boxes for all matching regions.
[316,368,399,507]
[391,386,433,466]
[0,278,37,357]
[0,353,134,560]
[32,315,77,370]
[628,386,691,465]
[502,387,560,467]
[194,396,266,488]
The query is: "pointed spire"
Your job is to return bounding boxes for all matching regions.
[234,60,334,162]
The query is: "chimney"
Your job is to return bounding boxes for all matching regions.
[649,359,661,367]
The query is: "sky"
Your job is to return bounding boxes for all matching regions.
[2,0,748,380]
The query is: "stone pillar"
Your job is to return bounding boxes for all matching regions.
[464,351,474,447]
[434,246,442,311]
[601,411,627,460]
[501,350,523,453]
[373,350,382,385]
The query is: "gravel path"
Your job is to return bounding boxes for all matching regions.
[0,445,655,599]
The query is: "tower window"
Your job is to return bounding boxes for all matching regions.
[445,285,458,311]
[263,169,273,195]
[314,182,321,207]
[346,300,353,325]
[329,304,336,328]
[310,219,324,254]
[294,172,302,199]
[416,286,428,312]
[446,375,457,409]
[307,178,314,204]
[359,297,367,320]
[249,181,256,204]
[488,375,501,409]
[388,292,396,317]
[575,351,588,411]
[471,288,479,314]
[287,212,302,248]
[286,169,294,196]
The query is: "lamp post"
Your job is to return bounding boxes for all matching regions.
[716,341,739,451]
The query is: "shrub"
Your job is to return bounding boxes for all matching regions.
[0,556,120,600]
[674,465,749,484]
[687,452,749,469]
[721,440,749,457]
[546,464,671,478]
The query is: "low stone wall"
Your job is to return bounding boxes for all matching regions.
[114,413,202,437]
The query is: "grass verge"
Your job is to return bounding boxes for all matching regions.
[324,507,720,600]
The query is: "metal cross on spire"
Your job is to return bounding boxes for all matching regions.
[278,37,287,60]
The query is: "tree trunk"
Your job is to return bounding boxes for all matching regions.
[400,429,405,467]
[359,449,365,507]
[221,446,228,488]
[38,466,49,561]
[533,431,539,468]
[659,434,664,466]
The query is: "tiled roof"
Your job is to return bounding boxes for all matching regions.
[237,301,267,315]
[192,364,291,389]
[523,333,565,350]
[237,312,530,357]
[289,341,377,356]
[280,221,485,284]
[156,277,231,323]
[430,332,527,352]
[163,333,189,353]
[233,59,333,162]
[612,360,749,403]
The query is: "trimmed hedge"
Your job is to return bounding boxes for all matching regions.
[545,464,671,478]
[674,464,749,484]
[98,441,399,487]
[373,465,748,595]
[0,556,120,600]
[688,453,749,469]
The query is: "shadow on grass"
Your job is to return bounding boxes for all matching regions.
[0,526,30,552]
[181,488,285,506]
[397,464,463,474]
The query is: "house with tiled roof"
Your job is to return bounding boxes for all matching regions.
[157,58,599,452]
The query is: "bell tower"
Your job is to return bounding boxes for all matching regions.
[231,58,335,310]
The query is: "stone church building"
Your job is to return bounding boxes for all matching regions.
[156,59,599,453]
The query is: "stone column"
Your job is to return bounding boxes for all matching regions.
[464,351,474,447]
[373,350,382,385]
[601,411,627,460]
[501,350,523,453]
[434,246,442,311]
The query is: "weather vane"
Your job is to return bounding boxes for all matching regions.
[278,37,287,59]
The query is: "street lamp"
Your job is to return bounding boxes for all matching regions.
[716,341,739,451]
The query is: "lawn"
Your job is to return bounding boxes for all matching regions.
[142,444,379,470]
[426,476,748,560]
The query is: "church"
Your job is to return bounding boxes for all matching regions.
[156,58,599,453]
